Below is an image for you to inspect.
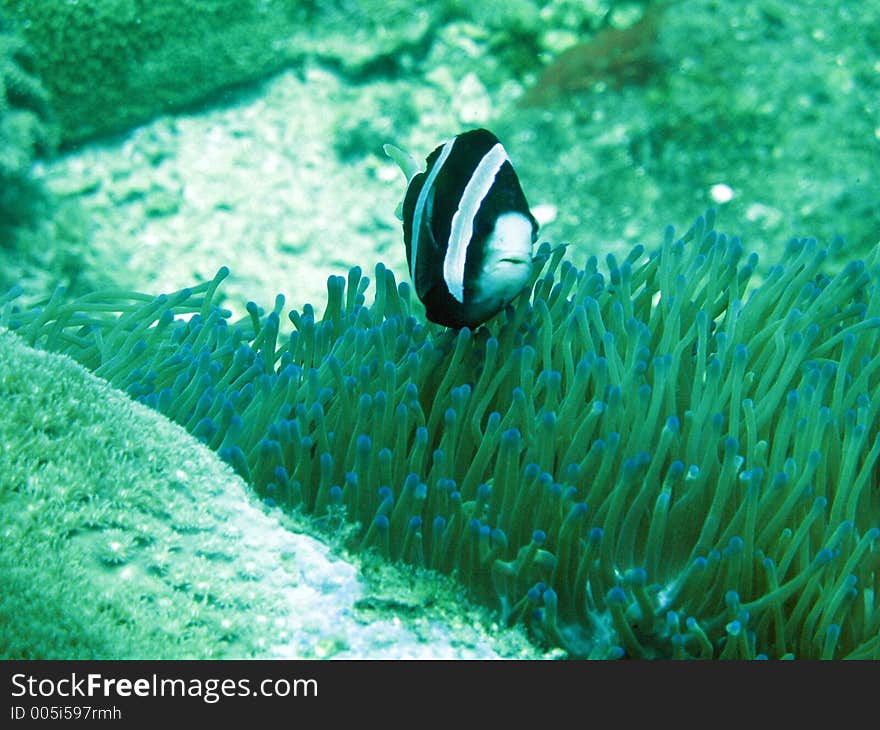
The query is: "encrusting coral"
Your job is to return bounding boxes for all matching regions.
[4,211,879,659]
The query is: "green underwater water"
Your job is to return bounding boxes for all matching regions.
[1,0,879,658]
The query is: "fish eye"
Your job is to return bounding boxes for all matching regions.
[473,216,494,238]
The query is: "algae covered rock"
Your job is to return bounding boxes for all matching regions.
[0,9,53,232]
[0,330,539,659]
[0,0,442,147]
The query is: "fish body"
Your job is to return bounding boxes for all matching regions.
[385,128,538,328]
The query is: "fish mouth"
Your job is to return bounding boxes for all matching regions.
[499,257,528,264]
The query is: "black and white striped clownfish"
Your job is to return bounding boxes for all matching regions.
[384,128,538,329]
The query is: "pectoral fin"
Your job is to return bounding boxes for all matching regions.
[383,143,422,181]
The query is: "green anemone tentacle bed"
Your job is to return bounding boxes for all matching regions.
[3,211,879,659]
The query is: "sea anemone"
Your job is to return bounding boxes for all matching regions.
[5,211,879,658]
